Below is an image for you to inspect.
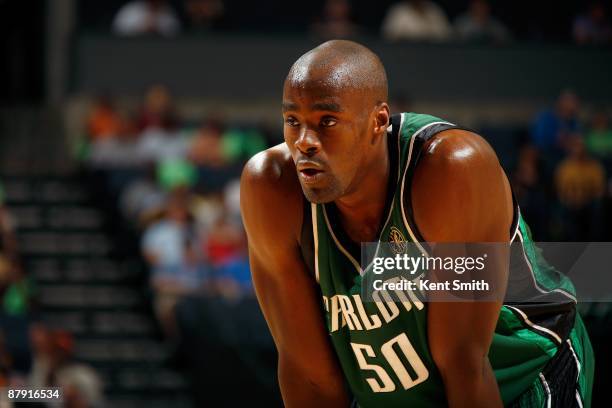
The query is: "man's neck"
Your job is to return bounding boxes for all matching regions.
[333,142,390,243]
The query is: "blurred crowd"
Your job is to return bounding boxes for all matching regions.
[0,183,104,406]
[84,85,612,246]
[82,84,270,340]
[78,83,282,405]
[515,90,612,241]
[92,0,612,45]
[3,77,612,405]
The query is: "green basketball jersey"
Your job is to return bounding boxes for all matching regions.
[308,112,593,407]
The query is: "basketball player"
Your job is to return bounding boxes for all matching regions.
[240,40,594,407]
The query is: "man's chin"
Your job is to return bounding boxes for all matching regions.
[301,186,338,204]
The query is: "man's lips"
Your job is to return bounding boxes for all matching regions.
[297,160,324,171]
[296,161,325,184]
[299,168,324,184]
[300,168,322,176]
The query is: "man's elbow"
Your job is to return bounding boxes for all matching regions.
[433,346,489,387]
[432,344,503,406]
[278,352,348,407]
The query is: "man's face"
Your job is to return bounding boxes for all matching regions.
[283,81,374,203]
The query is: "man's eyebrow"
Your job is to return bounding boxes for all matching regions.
[282,102,298,112]
[311,102,343,112]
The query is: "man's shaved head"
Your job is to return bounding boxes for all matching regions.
[285,40,388,106]
[282,40,391,204]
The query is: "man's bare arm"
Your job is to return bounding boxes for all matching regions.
[240,147,349,407]
[412,130,514,408]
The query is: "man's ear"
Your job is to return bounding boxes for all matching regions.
[372,103,390,143]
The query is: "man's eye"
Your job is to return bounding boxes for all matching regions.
[285,117,299,127]
[320,117,337,127]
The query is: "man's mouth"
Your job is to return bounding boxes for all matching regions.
[298,168,324,184]
[301,168,320,177]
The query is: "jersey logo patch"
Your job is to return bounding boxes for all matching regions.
[389,226,407,254]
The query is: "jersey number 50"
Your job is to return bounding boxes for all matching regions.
[351,332,429,393]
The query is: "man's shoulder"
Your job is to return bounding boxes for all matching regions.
[410,127,502,209]
[241,143,304,242]
[412,127,513,241]
[243,143,293,182]
[242,143,302,197]
[418,127,498,170]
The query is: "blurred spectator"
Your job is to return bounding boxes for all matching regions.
[86,95,124,142]
[188,120,251,193]
[134,85,189,163]
[29,326,104,408]
[0,258,35,380]
[531,90,582,160]
[157,159,198,191]
[0,256,11,304]
[0,185,17,261]
[85,85,191,172]
[512,145,550,240]
[188,120,227,168]
[573,1,612,45]
[184,0,225,31]
[555,137,606,240]
[1,263,35,317]
[0,333,11,386]
[120,163,168,225]
[310,0,361,39]
[585,110,612,159]
[454,0,511,44]
[137,128,190,163]
[28,323,55,388]
[206,208,251,300]
[221,127,266,163]
[142,188,207,337]
[0,187,31,384]
[223,179,241,223]
[112,0,181,36]
[206,210,243,268]
[137,84,179,133]
[381,0,451,42]
[190,194,223,234]
[84,94,143,169]
[87,132,141,169]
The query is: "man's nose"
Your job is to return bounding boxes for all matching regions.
[295,127,321,157]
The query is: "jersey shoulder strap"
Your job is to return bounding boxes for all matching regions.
[399,114,459,242]
[300,197,315,277]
